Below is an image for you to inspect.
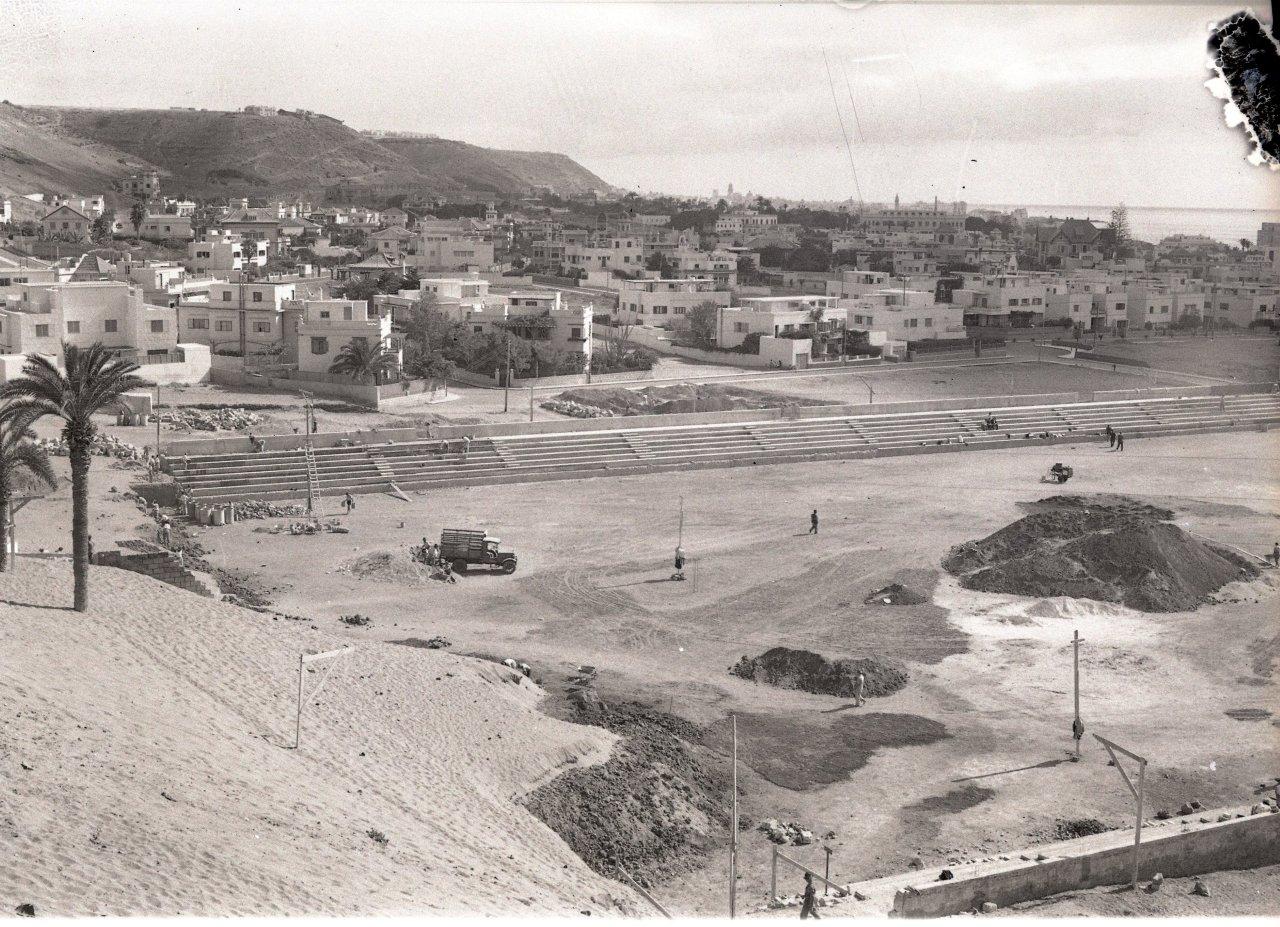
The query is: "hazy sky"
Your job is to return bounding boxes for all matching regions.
[3,0,1276,209]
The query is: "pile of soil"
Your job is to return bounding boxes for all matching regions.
[554,383,826,417]
[864,583,928,606]
[703,711,950,791]
[944,496,1258,612]
[339,550,433,586]
[523,700,731,887]
[729,647,909,698]
[1048,818,1114,841]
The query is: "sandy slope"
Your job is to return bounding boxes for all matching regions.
[0,560,636,916]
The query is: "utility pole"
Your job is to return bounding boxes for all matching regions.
[1073,629,1084,758]
[503,337,511,413]
[730,712,738,919]
[528,384,534,422]
[677,496,684,546]
[154,383,161,454]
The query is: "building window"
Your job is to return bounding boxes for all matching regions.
[252,292,263,303]
[66,321,80,334]
[924,317,933,327]
[310,337,329,355]
[190,318,209,329]
[150,320,165,333]
[222,290,232,301]
[319,310,331,319]
[216,320,233,332]
[104,319,118,333]
[35,324,50,337]
[253,321,272,334]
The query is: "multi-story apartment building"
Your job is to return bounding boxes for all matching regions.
[841,289,966,343]
[673,248,737,289]
[714,210,778,241]
[951,272,1051,326]
[137,214,195,242]
[0,281,176,364]
[176,281,297,354]
[185,231,267,276]
[564,236,644,274]
[615,278,732,327]
[288,299,401,378]
[1204,282,1279,328]
[861,205,964,244]
[462,288,593,373]
[714,296,847,357]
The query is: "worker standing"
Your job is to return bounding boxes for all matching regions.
[810,509,819,535]
[1104,424,1115,448]
[673,545,685,581]
[854,671,866,707]
[1115,431,1125,452]
[800,872,821,920]
[343,492,355,515]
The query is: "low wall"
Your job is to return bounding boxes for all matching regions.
[142,343,212,385]
[893,807,1280,918]
[94,539,216,598]
[210,365,380,407]
[164,425,423,456]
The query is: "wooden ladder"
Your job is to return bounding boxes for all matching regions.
[304,445,321,504]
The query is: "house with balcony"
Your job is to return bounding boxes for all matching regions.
[464,288,593,374]
[175,280,297,355]
[616,277,731,328]
[288,299,401,379]
[0,281,177,370]
[839,289,965,343]
[951,272,1051,327]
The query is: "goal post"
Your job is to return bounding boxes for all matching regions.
[295,646,355,749]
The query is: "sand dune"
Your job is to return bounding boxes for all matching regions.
[0,560,636,916]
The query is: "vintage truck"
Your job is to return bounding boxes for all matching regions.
[439,528,518,574]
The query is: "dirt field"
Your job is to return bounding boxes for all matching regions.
[21,417,1277,915]
[1080,333,1279,383]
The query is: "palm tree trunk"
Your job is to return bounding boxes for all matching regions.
[69,442,91,611]
[0,470,10,572]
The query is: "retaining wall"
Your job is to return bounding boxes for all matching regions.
[893,807,1280,918]
[93,539,215,598]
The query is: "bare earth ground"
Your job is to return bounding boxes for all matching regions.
[18,411,1278,915]
[1077,332,1280,384]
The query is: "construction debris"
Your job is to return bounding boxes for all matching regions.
[234,500,307,520]
[1191,879,1211,897]
[156,406,264,431]
[757,819,815,846]
[864,583,928,606]
[37,433,145,461]
[540,398,616,418]
[730,647,909,698]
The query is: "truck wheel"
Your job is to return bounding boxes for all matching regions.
[452,560,467,575]
[501,559,517,574]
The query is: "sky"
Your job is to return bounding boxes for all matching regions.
[2,0,1277,209]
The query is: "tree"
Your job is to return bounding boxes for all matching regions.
[0,344,149,611]
[1240,238,1253,250]
[129,199,147,237]
[328,339,399,384]
[1108,204,1131,259]
[0,404,57,572]
[91,212,113,242]
[687,301,721,351]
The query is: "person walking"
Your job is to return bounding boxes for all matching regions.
[809,509,819,535]
[800,872,821,920]
[1271,541,1279,567]
[461,435,472,462]
[1115,431,1125,452]
[343,492,355,515]
[854,671,866,707]
[1104,424,1115,448]
[673,545,685,581]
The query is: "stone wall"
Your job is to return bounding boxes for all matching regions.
[93,539,215,598]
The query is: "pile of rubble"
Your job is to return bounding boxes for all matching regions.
[157,406,264,432]
[36,433,146,462]
[233,500,307,520]
[540,399,615,419]
[757,819,817,846]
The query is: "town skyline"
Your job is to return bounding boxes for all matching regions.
[2,1,1276,211]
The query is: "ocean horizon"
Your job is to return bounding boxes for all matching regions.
[975,203,1280,246]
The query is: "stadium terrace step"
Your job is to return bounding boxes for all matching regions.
[169,394,1280,503]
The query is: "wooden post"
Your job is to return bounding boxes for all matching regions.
[617,865,672,919]
[503,338,511,413]
[824,845,833,896]
[770,845,778,904]
[529,384,534,422]
[1073,629,1082,757]
[294,652,304,749]
[1133,760,1146,888]
[1094,734,1149,889]
[730,712,738,918]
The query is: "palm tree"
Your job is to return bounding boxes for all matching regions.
[0,404,57,572]
[329,339,398,384]
[0,344,149,611]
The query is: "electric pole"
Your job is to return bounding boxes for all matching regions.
[730,712,738,918]
[1073,629,1085,758]
[503,336,511,413]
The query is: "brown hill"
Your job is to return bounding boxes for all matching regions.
[3,104,611,202]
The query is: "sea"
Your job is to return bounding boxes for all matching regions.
[975,204,1280,247]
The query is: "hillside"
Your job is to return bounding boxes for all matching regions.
[4,104,610,202]
[0,104,157,220]
[0,559,637,915]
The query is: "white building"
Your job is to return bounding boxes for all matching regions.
[616,278,731,328]
[290,299,401,379]
[951,272,1052,327]
[176,281,297,354]
[1,281,176,364]
[186,231,266,276]
[839,289,965,342]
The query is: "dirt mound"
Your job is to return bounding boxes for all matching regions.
[524,700,730,887]
[553,383,826,417]
[944,496,1258,612]
[340,550,433,585]
[864,583,929,606]
[1048,818,1114,841]
[729,646,908,698]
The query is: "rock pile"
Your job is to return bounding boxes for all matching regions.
[157,406,264,431]
[864,583,928,606]
[540,399,615,418]
[233,500,306,520]
[730,647,909,699]
[37,433,145,461]
[757,819,815,845]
